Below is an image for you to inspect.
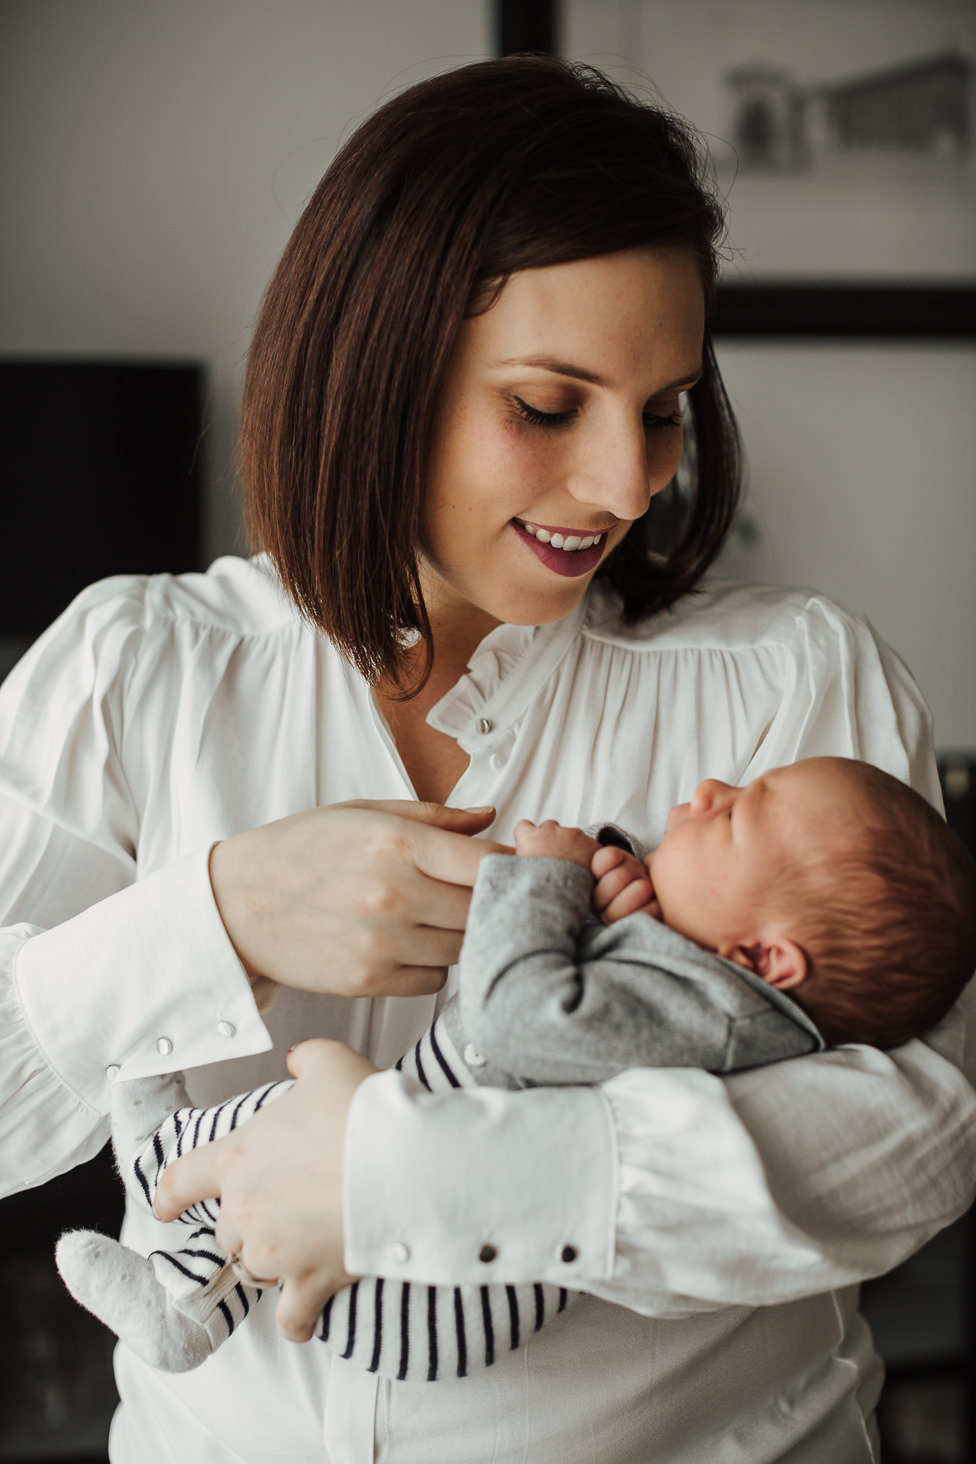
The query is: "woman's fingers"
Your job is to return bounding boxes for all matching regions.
[208,801,509,999]
[275,1269,351,1343]
[154,1140,223,1223]
[156,1039,375,1339]
[388,806,509,895]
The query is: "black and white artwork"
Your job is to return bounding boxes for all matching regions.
[727,48,970,177]
[565,0,976,280]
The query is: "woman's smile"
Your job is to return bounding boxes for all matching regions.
[511,518,610,577]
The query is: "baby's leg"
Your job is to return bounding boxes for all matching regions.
[57,1075,291,1372]
[62,1013,577,1381]
[315,1007,576,1380]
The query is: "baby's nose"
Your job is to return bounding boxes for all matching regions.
[690,778,734,814]
[665,801,691,833]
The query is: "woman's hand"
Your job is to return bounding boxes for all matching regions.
[154,1039,374,1342]
[590,843,659,924]
[209,801,502,997]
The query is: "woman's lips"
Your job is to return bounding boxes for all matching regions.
[511,519,609,579]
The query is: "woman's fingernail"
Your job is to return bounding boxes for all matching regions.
[463,806,494,814]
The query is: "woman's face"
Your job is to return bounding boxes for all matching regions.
[421,246,705,642]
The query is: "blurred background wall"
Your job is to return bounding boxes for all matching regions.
[567,0,976,755]
[0,0,491,562]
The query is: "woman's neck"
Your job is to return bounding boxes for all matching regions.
[372,608,500,805]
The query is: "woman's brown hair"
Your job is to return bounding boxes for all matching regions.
[241,55,740,689]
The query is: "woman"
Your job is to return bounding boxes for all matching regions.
[2,56,973,1463]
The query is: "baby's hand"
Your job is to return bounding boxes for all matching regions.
[591,844,660,925]
[513,819,600,872]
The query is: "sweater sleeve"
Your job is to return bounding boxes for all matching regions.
[459,857,818,1081]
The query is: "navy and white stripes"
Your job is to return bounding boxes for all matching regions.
[125,1010,576,1379]
[316,1276,568,1381]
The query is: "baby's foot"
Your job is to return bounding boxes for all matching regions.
[56,1229,215,1372]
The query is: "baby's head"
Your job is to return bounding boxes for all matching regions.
[647,757,976,1048]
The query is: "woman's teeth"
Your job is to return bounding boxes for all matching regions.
[519,522,604,552]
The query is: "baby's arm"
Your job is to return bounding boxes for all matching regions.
[513,818,658,925]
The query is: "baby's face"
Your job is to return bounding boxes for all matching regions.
[646,760,855,958]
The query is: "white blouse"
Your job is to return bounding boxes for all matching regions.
[1,554,973,1463]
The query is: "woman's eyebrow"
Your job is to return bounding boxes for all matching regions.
[490,354,703,392]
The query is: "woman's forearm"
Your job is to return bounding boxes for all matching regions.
[1,853,271,1195]
[343,1026,976,1316]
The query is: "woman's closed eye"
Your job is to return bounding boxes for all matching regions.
[643,410,683,432]
[513,395,576,428]
[512,396,683,432]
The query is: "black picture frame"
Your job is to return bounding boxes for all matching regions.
[711,283,976,338]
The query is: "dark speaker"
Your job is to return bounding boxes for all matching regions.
[0,359,204,636]
[939,753,976,858]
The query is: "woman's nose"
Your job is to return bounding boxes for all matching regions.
[690,779,734,815]
[568,422,657,523]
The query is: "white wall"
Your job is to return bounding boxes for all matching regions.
[0,0,491,558]
[714,342,976,750]
[565,0,976,751]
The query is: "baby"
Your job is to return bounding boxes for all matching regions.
[57,756,976,1381]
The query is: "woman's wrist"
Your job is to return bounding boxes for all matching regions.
[207,838,266,983]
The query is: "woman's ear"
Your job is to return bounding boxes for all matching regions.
[721,937,808,990]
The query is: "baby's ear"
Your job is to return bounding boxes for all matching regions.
[722,937,808,990]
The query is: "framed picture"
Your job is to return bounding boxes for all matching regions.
[563,0,976,322]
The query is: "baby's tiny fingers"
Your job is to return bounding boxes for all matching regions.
[601,878,656,925]
[590,844,626,878]
[592,864,636,912]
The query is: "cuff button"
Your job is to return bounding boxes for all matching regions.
[478,1244,498,1264]
[217,1020,236,1038]
[156,1036,174,1057]
[105,1064,121,1081]
[463,1043,488,1068]
[560,1244,578,1264]
[391,1242,410,1264]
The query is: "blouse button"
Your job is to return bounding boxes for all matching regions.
[478,718,492,735]
[463,1043,488,1068]
[156,1036,174,1057]
[105,1064,121,1082]
[559,1244,578,1264]
[390,1242,411,1265]
[489,752,506,772]
[478,1244,498,1264]
[217,1020,236,1039]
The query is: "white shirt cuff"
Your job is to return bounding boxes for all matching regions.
[14,846,272,1104]
[344,1070,617,1285]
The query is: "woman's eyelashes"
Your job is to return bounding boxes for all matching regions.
[512,395,575,428]
[511,395,682,432]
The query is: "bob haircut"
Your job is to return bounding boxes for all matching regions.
[241,54,740,689]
